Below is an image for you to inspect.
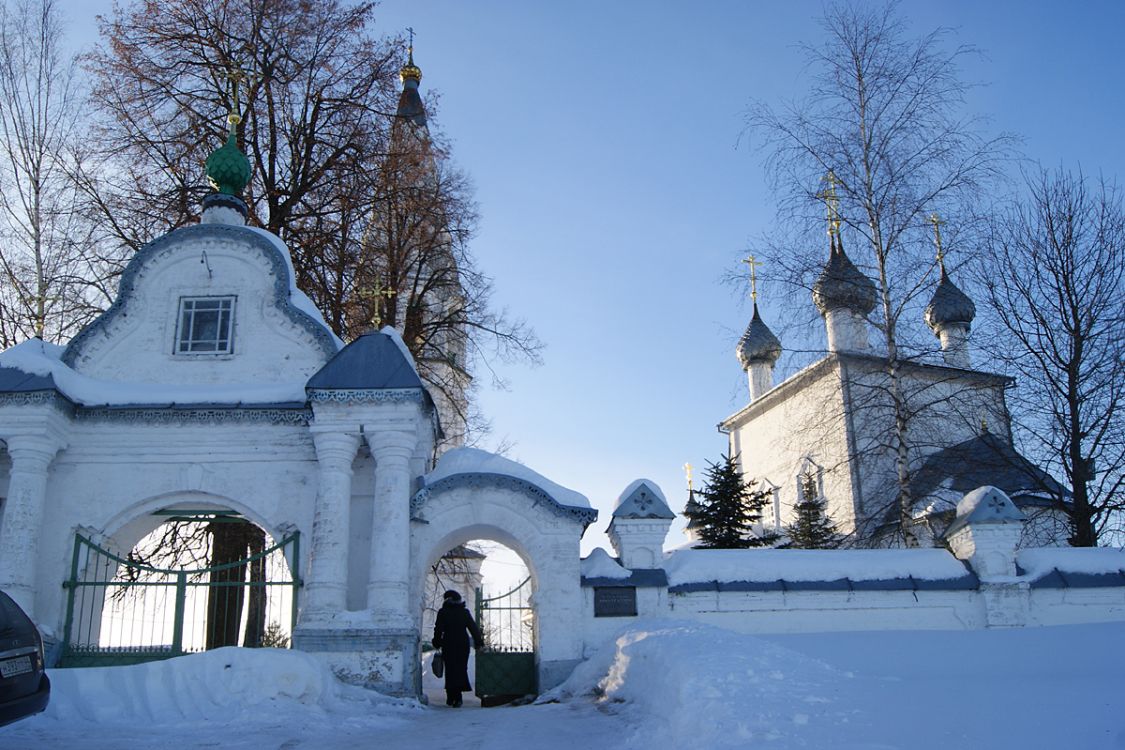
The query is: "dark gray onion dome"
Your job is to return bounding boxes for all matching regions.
[396,49,427,127]
[924,267,976,334]
[736,303,782,369]
[812,234,877,315]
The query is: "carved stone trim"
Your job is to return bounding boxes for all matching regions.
[62,224,339,366]
[74,405,310,425]
[411,472,599,528]
[308,389,424,404]
[0,391,75,414]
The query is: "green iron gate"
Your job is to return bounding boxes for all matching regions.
[474,576,536,701]
[61,517,300,667]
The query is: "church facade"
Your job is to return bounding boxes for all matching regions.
[723,222,1069,547]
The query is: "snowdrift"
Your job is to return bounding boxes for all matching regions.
[41,647,413,725]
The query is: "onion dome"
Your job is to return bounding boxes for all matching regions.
[205,131,251,196]
[396,46,427,128]
[736,303,782,369]
[924,266,976,334]
[812,233,877,316]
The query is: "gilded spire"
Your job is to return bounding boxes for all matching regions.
[929,212,946,272]
[818,170,842,237]
[400,27,422,84]
[742,254,762,303]
[204,65,252,198]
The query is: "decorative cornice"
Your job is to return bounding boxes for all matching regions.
[308,388,425,405]
[411,472,599,528]
[62,224,338,367]
[0,391,75,414]
[74,405,310,425]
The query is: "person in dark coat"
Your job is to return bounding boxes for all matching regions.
[432,589,483,707]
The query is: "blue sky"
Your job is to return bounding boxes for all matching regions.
[69,1,1125,556]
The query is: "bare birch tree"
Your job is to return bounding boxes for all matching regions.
[979,168,1125,546]
[745,1,1012,544]
[0,0,104,346]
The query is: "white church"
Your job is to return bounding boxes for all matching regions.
[0,49,1121,701]
[724,218,1070,548]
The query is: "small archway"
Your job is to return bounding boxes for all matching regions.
[410,472,596,695]
[420,536,533,706]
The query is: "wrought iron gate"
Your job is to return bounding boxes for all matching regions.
[474,576,536,700]
[61,525,300,667]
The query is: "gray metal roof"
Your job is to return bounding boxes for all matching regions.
[581,568,669,588]
[669,570,979,594]
[924,267,976,333]
[1023,569,1125,589]
[736,303,782,368]
[306,330,423,391]
[0,364,57,393]
[910,433,1069,505]
[812,234,877,315]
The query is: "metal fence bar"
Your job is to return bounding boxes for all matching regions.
[61,530,301,666]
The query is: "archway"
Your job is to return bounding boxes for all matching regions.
[420,537,533,706]
[61,495,299,666]
[410,471,596,695]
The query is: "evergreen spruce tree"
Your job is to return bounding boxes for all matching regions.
[785,472,840,549]
[685,453,777,549]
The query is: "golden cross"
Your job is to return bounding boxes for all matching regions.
[817,170,842,236]
[407,26,415,49]
[742,255,761,303]
[929,212,945,268]
[683,462,693,492]
[360,277,397,328]
[226,66,249,135]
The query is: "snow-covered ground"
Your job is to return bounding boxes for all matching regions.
[4,621,1123,749]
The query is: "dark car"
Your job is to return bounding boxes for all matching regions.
[0,590,50,727]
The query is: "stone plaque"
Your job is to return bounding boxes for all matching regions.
[594,587,637,618]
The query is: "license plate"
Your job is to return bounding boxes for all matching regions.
[0,654,32,678]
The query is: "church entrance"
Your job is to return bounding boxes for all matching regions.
[59,510,299,667]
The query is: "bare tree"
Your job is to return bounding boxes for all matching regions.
[82,0,541,445]
[979,168,1125,546]
[745,1,1012,544]
[0,0,105,346]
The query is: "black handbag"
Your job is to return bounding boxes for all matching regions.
[432,650,444,678]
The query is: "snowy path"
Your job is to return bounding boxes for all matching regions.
[3,695,637,750]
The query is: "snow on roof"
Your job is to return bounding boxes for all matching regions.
[423,447,591,509]
[1018,547,1125,579]
[0,337,309,406]
[613,479,675,519]
[945,485,1025,536]
[581,547,631,579]
[380,326,419,376]
[663,548,972,585]
[246,226,344,351]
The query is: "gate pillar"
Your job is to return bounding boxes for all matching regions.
[300,429,360,621]
[0,433,65,619]
[366,425,415,628]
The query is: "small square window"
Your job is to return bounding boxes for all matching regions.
[177,297,235,354]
